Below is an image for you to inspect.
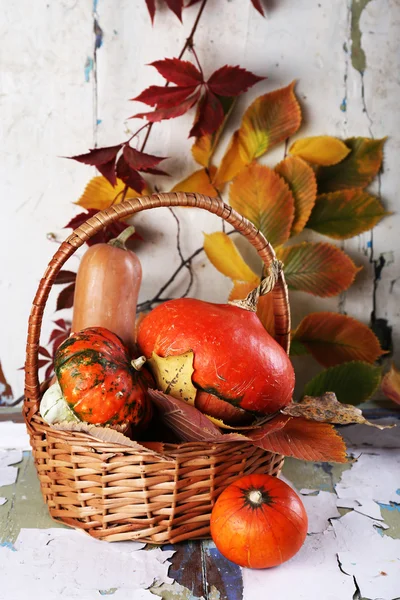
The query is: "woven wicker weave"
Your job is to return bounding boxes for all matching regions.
[24,192,290,544]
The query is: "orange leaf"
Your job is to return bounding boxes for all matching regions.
[249,415,347,462]
[292,312,383,367]
[171,167,218,196]
[381,363,400,405]
[76,176,146,210]
[212,131,247,188]
[275,156,317,235]
[307,189,387,240]
[289,136,350,166]
[204,232,259,282]
[229,281,275,337]
[317,137,386,193]
[229,163,295,246]
[238,81,301,162]
[276,242,361,297]
[192,97,236,167]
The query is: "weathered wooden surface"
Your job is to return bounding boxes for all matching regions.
[1,0,399,402]
[0,420,399,599]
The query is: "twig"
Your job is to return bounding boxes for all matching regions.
[140,0,209,153]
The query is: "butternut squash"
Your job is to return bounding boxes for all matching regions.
[72,226,141,352]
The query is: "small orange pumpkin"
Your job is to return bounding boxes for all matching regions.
[55,326,152,426]
[210,473,308,569]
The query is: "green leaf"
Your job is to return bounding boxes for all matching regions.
[317,137,386,193]
[303,361,381,405]
[307,189,387,240]
[289,339,308,356]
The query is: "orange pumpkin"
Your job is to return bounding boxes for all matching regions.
[210,474,308,569]
[55,326,152,426]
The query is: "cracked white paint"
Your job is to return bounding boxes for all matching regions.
[0,498,7,506]
[301,491,341,534]
[333,511,400,599]
[0,448,23,487]
[0,528,173,600]
[0,423,30,451]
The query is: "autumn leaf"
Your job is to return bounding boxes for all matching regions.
[203,232,259,283]
[317,137,386,193]
[148,351,197,405]
[381,363,400,405]
[307,189,387,240]
[275,156,317,235]
[291,312,383,367]
[238,81,301,162]
[132,58,263,137]
[76,177,144,211]
[251,0,265,16]
[56,283,75,311]
[171,167,218,196]
[54,270,77,285]
[145,0,186,23]
[65,209,141,246]
[149,389,247,443]
[303,361,381,406]
[289,136,351,166]
[248,415,347,463]
[68,145,122,187]
[229,163,295,246]
[213,131,247,188]
[191,97,236,167]
[276,242,361,297]
[282,392,392,429]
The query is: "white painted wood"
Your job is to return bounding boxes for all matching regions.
[1,0,399,400]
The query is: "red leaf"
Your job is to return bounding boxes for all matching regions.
[123,145,167,172]
[54,270,77,285]
[150,58,202,87]
[132,90,201,122]
[145,0,156,23]
[132,85,194,108]
[189,90,224,137]
[251,0,265,16]
[69,145,121,167]
[186,0,202,5]
[45,364,55,380]
[116,156,146,193]
[37,360,50,370]
[207,66,265,97]
[56,283,75,311]
[49,329,65,344]
[65,210,143,246]
[165,0,184,20]
[53,319,68,330]
[143,167,169,176]
[0,361,13,404]
[96,158,117,187]
[38,346,52,359]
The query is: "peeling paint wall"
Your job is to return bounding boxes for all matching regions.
[1,0,399,400]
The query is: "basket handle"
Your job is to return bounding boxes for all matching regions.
[24,192,290,419]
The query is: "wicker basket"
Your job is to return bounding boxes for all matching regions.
[24,192,291,544]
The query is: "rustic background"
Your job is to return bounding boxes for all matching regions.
[1,0,399,402]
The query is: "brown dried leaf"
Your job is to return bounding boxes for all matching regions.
[282,392,394,429]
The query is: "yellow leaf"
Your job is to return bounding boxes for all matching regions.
[229,163,295,247]
[171,167,218,197]
[212,131,247,189]
[76,176,146,210]
[381,363,400,405]
[289,136,351,166]
[204,232,259,283]
[275,156,317,235]
[148,351,197,406]
[238,81,301,162]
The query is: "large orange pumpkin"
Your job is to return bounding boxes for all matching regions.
[55,326,152,426]
[137,298,295,419]
[210,474,308,569]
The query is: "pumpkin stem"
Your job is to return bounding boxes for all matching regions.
[108,226,136,250]
[229,259,283,312]
[131,355,146,371]
[248,490,263,506]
